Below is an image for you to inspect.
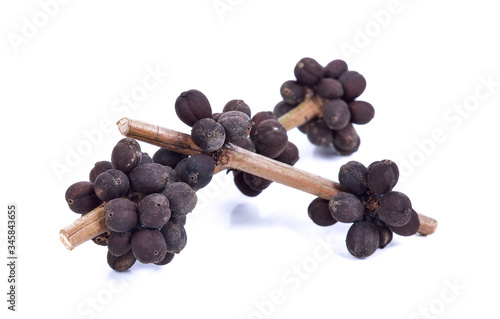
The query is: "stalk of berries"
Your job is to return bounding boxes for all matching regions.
[308,160,421,258]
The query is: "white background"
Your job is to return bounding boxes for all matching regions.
[1,1,499,318]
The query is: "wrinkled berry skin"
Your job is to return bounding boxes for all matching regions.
[223,99,251,117]
[65,181,102,214]
[294,57,323,86]
[346,221,379,258]
[251,119,288,158]
[280,80,306,106]
[161,182,197,216]
[218,111,252,143]
[191,118,226,152]
[367,160,399,195]
[111,138,142,174]
[104,198,138,233]
[129,163,170,194]
[174,89,212,127]
[338,161,369,196]
[89,161,113,183]
[179,153,215,191]
[94,169,130,202]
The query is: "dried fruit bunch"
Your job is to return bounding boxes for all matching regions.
[307,160,420,258]
[174,89,300,197]
[65,137,201,271]
[274,57,375,155]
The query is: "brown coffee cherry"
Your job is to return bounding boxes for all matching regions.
[108,231,132,257]
[191,118,226,152]
[329,192,364,223]
[306,118,333,146]
[280,80,306,106]
[273,100,295,118]
[172,214,187,226]
[111,137,142,174]
[348,101,375,124]
[338,161,369,196]
[294,57,323,86]
[94,169,130,202]
[250,111,277,137]
[92,231,110,246]
[332,123,360,155]
[233,171,262,197]
[338,71,366,101]
[212,112,222,122]
[218,111,252,143]
[373,218,393,248]
[274,141,299,166]
[139,152,154,165]
[107,250,136,272]
[242,172,272,191]
[346,221,379,258]
[104,198,138,232]
[160,218,187,254]
[377,191,412,227]
[367,160,399,195]
[161,182,197,216]
[390,209,420,236]
[316,78,344,100]
[233,138,256,153]
[308,197,337,226]
[89,161,113,183]
[154,252,175,266]
[127,191,146,205]
[138,193,171,229]
[179,153,215,191]
[174,89,212,127]
[323,59,348,79]
[251,119,288,158]
[129,163,170,194]
[152,148,188,168]
[131,228,167,264]
[223,99,251,118]
[323,99,351,131]
[65,181,102,214]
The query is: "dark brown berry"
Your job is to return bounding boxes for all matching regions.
[233,138,256,153]
[251,119,288,158]
[223,99,251,117]
[306,118,333,146]
[250,111,277,137]
[94,169,130,202]
[65,181,102,214]
[179,153,215,191]
[346,221,379,258]
[348,101,374,125]
[329,192,364,223]
[104,198,138,232]
[160,218,187,254]
[242,173,272,191]
[308,197,337,227]
[233,171,262,197]
[338,71,366,101]
[323,59,348,79]
[139,152,154,165]
[218,111,252,143]
[377,191,412,227]
[373,218,393,248]
[138,193,171,229]
[152,148,188,168]
[174,89,212,127]
[131,228,167,264]
[161,182,197,215]
[390,209,420,236]
[89,161,113,183]
[191,118,226,152]
[129,163,170,194]
[273,100,295,118]
[316,78,344,99]
[294,57,323,86]
[154,252,175,266]
[111,137,142,174]
[108,231,132,257]
[332,123,360,155]
[280,80,306,106]
[107,250,136,272]
[273,141,299,166]
[367,160,399,195]
[338,161,369,196]
[92,231,110,246]
[323,99,351,131]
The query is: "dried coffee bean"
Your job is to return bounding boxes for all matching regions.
[161,182,197,216]
[223,99,251,117]
[316,78,344,99]
[212,112,222,122]
[160,218,187,254]
[152,148,188,168]
[108,231,132,257]
[323,99,351,131]
[242,172,272,191]
[65,181,102,214]
[273,141,299,166]
[346,221,380,258]
[172,214,187,226]
[233,138,256,153]
[373,218,393,248]
[174,89,212,127]
[191,118,226,152]
[92,231,110,246]
[174,157,188,178]
[131,228,167,264]
[306,118,333,146]
[348,101,375,124]
[111,137,142,174]
[179,153,215,191]
[138,193,171,229]
[127,191,146,205]
[377,191,412,227]
[329,192,364,223]
[367,160,399,195]
[218,111,252,143]
[251,119,288,158]
[273,100,295,118]
[308,197,337,226]
[250,111,278,137]
[89,161,113,183]
[94,169,130,202]
[154,252,175,266]
[139,152,153,165]
[280,80,306,106]
[233,171,262,197]
[129,163,169,194]
[390,209,420,236]
[332,123,360,155]
[338,161,369,196]
[323,59,348,79]
[338,71,366,101]
[104,198,138,232]
[107,250,136,272]
[294,57,323,86]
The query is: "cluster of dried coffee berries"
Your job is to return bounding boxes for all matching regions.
[174,89,299,197]
[274,57,375,155]
[65,137,200,271]
[307,160,420,258]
